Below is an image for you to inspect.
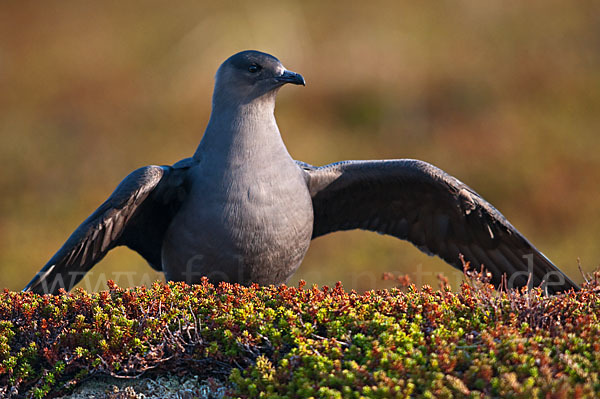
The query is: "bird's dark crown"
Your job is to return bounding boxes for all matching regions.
[224,50,282,75]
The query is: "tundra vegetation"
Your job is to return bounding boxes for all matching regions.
[1,268,599,398]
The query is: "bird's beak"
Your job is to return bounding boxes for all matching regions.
[276,69,305,86]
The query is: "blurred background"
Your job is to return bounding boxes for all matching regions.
[1,1,599,293]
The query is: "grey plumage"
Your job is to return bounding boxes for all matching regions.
[23,50,579,295]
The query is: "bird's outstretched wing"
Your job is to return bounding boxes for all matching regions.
[299,159,578,294]
[23,164,189,294]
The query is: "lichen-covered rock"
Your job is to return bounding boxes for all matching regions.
[58,374,227,399]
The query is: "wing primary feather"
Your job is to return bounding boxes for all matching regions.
[102,220,114,251]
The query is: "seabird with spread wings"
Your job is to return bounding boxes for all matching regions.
[24,50,579,295]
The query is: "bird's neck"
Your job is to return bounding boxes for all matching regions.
[193,99,291,164]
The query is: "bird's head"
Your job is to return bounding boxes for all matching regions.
[213,50,305,107]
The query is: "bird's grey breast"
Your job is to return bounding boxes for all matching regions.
[161,158,314,285]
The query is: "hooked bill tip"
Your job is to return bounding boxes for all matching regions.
[277,70,305,86]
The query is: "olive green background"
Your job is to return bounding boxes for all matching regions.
[1,1,599,292]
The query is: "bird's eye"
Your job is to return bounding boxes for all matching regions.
[248,64,261,73]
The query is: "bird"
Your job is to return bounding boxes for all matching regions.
[23,50,579,295]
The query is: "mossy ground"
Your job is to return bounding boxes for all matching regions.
[1,272,599,398]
